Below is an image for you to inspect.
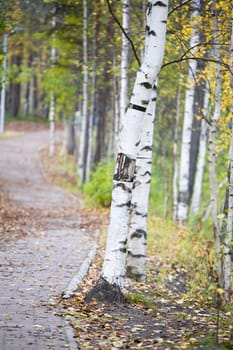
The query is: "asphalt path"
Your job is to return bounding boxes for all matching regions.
[0,129,97,350]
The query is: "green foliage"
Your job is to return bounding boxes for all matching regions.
[83,160,114,208]
[125,292,156,309]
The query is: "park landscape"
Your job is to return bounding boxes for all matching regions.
[0,0,233,349]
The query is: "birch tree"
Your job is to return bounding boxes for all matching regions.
[0,34,8,134]
[177,0,201,222]
[85,9,97,182]
[223,3,233,300]
[208,0,223,287]
[49,13,56,157]
[78,0,89,184]
[190,83,209,215]
[173,79,182,220]
[126,83,157,281]
[86,0,169,302]
[120,0,130,122]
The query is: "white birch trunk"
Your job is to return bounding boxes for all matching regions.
[224,4,233,300]
[100,1,168,290]
[225,130,233,300]
[120,0,130,122]
[49,15,56,158]
[177,0,200,222]
[49,91,55,157]
[78,0,88,184]
[113,53,120,153]
[0,34,8,134]
[126,83,157,281]
[85,15,96,183]
[173,81,181,221]
[209,1,223,287]
[190,85,209,215]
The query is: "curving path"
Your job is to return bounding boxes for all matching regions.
[0,128,97,350]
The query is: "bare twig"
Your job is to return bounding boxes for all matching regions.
[106,0,141,67]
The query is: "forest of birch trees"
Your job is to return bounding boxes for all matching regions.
[1,0,233,300]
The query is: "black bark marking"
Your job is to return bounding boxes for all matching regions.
[119,239,127,245]
[113,182,131,193]
[132,180,141,189]
[148,30,156,36]
[116,201,131,208]
[135,211,147,217]
[140,82,152,89]
[142,171,151,177]
[114,153,136,182]
[128,103,146,112]
[119,247,127,253]
[151,96,157,102]
[135,140,141,147]
[141,100,150,105]
[153,1,167,7]
[140,145,152,152]
[128,251,146,258]
[145,25,156,36]
[130,229,147,239]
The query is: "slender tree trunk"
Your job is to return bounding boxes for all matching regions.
[94,87,106,164]
[173,80,181,221]
[189,60,205,200]
[224,2,233,300]
[86,0,168,303]
[0,34,8,133]
[126,83,157,281]
[113,53,120,153]
[86,11,97,182]
[120,0,130,122]
[49,14,56,157]
[9,53,21,117]
[209,0,223,287]
[78,0,89,184]
[190,83,209,215]
[49,91,55,157]
[65,115,76,155]
[177,0,200,223]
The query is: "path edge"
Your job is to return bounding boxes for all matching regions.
[61,243,98,350]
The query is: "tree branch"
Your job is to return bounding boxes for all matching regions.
[106,0,141,67]
[168,0,192,17]
[162,56,231,74]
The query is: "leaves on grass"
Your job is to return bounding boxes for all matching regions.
[60,250,233,350]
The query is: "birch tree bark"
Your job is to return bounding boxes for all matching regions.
[208,1,223,287]
[173,80,181,220]
[190,83,209,215]
[49,14,56,158]
[126,83,157,281]
[120,0,130,122]
[86,0,168,303]
[78,0,89,184]
[85,11,96,183]
[0,34,8,134]
[224,3,233,300]
[177,0,201,222]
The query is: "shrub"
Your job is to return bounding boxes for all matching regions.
[83,160,114,207]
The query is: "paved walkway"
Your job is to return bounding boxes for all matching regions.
[0,129,97,349]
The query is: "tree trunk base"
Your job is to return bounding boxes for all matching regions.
[85,276,125,303]
[126,266,146,282]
